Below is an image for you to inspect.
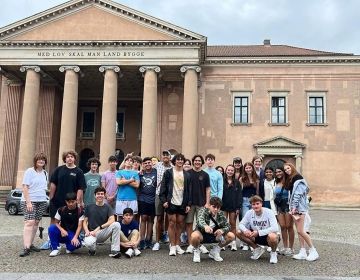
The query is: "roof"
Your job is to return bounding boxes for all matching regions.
[207,44,352,57]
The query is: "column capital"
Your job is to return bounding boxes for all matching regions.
[139,66,161,74]
[59,66,80,73]
[20,66,41,73]
[180,65,201,74]
[99,65,121,73]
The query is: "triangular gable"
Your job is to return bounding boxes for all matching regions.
[0,0,206,42]
[254,136,306,148]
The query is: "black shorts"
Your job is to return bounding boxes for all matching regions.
[202,232,217,244]
[165,203,187,216]
[138,201,155,216]
[255,235,269,246]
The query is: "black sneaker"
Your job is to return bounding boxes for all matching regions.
[29,244,41,252]
[19,248,31,257]
[88,250,96,256]
[109,251,121,258]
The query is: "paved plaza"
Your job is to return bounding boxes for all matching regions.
[0,208,359,279]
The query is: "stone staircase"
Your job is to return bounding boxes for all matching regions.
[0,190,9,208]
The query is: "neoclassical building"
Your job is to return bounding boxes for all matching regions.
[0,0,359,206]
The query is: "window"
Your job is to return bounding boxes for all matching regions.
[271,97,286,123]
[232,92,251,125]
[309,97,324,124]
[268,91,289,126]
[234,96,248,124]
[80,108,96,139]
[116,109,125,139]
[306,91,327,125]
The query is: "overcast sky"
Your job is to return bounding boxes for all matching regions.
[0,0,359,55]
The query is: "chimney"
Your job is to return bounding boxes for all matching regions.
[263,39,271,46]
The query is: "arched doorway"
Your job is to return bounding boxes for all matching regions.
[265,159,285,171]
[79,148,95,173]
[115,149,124,170]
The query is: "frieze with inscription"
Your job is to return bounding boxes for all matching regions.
[37,51,145,58]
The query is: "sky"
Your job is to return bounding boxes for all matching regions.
[0,0,359,54]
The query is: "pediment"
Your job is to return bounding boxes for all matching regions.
[254,136,306,148]
[0,0,206,42]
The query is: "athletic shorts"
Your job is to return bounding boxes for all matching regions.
[185,205,202,223]
[202,232,218,244]
[255,235,270,246]
[21,201,47,221]
[155,195,164,216]
[165,203,186,216]
[116,200,138,216]
[138,201,155,216]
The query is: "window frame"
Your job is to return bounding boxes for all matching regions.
[231,91,252,126]
[80,107,97,139]
[306,91,328,126]
[268,91,289,126]
[116,108,126,140]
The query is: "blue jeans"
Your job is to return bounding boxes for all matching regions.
[48,224,82,251]
[242,197,251,218]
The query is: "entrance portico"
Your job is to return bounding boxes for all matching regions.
[0,0,206,184]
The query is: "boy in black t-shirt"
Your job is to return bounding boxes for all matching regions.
[120,208,141,258]
[48,192,84,257]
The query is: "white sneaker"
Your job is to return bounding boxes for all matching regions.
[266,246,272,252]
[250,246,265,260]
[230,240,237,251]
[209,246,223,262]
[270,252,278,264]
[292,248,307,260]
[193,248,201,263]
[152,242,160,251]
[306,247,319,261]
[49,249,60,257]
[186,245,194,254]
[65,249,72,254]
[242,245,249,251]
[134,248,141,256]
[169,246,176,256]
[176,245,185,255]
[283,248,293,256]
[125,248,134,258]
[199,244,209,254]
[221,246,226,251]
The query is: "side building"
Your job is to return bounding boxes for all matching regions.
[0,0,359,206]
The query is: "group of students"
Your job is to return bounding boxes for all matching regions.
[18,149,319,264]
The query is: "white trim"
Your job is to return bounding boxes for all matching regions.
[232,91,252,125]
[268,91,289,125]
[306,91,327,125]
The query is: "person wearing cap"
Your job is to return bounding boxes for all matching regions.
[152,150,173,250]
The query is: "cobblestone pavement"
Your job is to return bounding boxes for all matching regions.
[0,208,359,279]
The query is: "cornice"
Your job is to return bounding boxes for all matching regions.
[0,0,206,42]
[205,57,360,65]
[0,40,203,48]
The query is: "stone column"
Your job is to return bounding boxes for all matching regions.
[139,66,160,157]
[295,155,303,173]
[16,66,41,186]
[99,66,120,172]
[180,66,201,158]
[58,66,80,165]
